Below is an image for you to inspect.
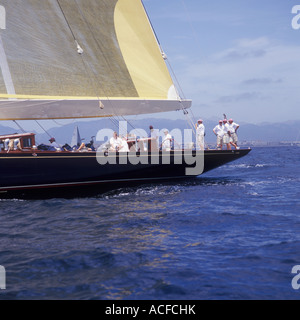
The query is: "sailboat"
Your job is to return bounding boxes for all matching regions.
[70,126,82,149]
[0,0,250,197]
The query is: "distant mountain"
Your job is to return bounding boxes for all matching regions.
[0,123,23,136]
[236,120,300,143]
[1,118,299,146]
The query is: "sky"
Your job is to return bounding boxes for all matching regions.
[3,0,300,133]
[143,0,300,124]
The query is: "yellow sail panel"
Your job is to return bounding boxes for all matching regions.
[114,0,174,99]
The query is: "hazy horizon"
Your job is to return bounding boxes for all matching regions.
[0,114,300,135]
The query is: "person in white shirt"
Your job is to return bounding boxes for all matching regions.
[213,120,224,150]
[222,119,232,150]
[195,119,205,150]
[109,131,122,151]
[228,119,240,149]
[49,137,62,151]
[161,130,172,151]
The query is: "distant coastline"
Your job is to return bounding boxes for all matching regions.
[206,141,300,148]
[1,118,299,147]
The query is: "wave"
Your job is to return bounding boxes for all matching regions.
[225,163,276,169]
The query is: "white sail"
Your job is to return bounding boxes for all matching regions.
[0,0,191,120]
[71,126,81,147]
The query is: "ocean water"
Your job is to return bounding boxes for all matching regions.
[0,146,300,300]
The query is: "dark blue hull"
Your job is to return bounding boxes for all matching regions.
[0,149,251,198]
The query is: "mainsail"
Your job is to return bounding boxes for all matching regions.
[0,0,191,120]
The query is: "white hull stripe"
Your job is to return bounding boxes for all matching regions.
[0,175,190,192]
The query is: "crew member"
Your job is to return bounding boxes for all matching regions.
[195,119,205,150]
[161,129,172,151]
[222,119,231,150]
[148,125,158,151]
[213,120,224,150]
[109,131,122,151]
[5,138,22,152]
[228,119,240,149]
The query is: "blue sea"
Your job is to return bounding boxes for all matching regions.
[0,146,300,300]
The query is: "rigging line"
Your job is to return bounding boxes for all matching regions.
[75,7,142,138]
[56,0,101,104]
[72,2,134,112]
[13,120,42,146]
[70,1,138,133]
[166,58,197,127]
[56,0,77,42]
[142,0,184,98]
[142,0,196,139]
[13,120,26,133]
[166,60,198,140]
[35,120,63,148]
[35,121,60,147]
[178,0,203,125]
[73,0,169,140]
[55,0,106,118]
[141,0,159,44]
[142,0,186,101]
[52,119,75,127]
[165,59,186,100]
[34,121,52,139]
[141,0,165,55]
[55,0,126,134]
[178,101,196,136]
[184,114,196,136]
[142,1,196,125]
[179,1,207,136]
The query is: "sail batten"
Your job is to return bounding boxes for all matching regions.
[0,0,190,120]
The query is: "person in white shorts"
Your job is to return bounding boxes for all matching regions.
[228,119,240,149]
[213,120,224,150]
[195,119,205,150]
[222,119,232,150]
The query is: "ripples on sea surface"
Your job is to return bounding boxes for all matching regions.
[0,146,300,300]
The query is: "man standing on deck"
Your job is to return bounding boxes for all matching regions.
[228,119,240,149]
[195,119,205,150]
[213,120,224,150]
[222,119,232,150]
[109,131,122,151]
[148,125,158,151]
[161,129,172,151]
